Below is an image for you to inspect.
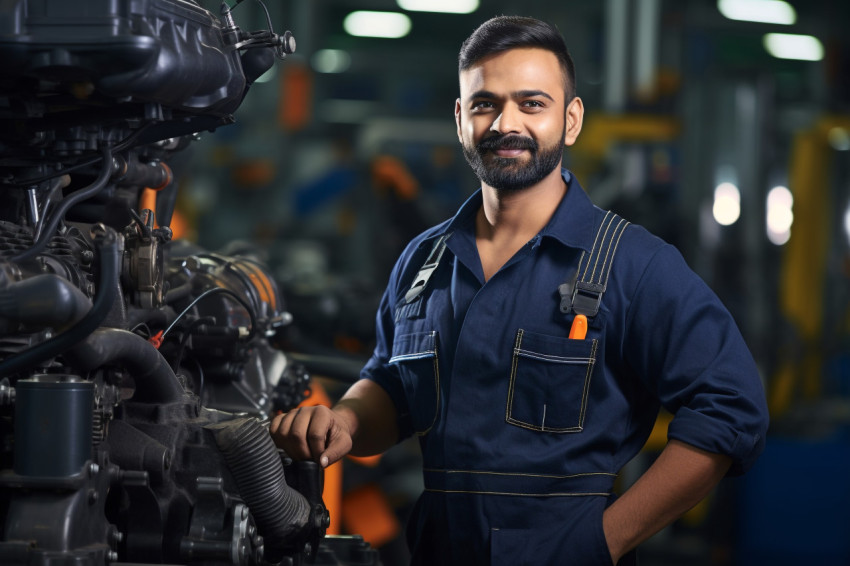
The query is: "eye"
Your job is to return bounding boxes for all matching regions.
[471,100,494,110]
[522,100,545,109]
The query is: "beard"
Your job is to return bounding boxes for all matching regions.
[461,128,565,192]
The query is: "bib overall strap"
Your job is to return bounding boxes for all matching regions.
[404,233,452,304]
[395,233,452,322]
[559,211,630,317]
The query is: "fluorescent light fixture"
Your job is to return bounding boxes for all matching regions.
[717,0,796,25]
[763,33,824,61]
[713,182,741,226]
[397,0,479,14]
[344,11,411,38]
[766,186,793,245]
[312,49,351,74]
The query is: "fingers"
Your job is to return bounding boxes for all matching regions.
[269,406,352,467]
[320,420,353,468]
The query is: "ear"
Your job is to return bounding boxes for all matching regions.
[454,98,463,143]
[563,97,584,147]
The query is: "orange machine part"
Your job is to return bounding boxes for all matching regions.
[341,483,400,549]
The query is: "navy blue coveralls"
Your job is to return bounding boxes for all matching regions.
[362,169,769,565]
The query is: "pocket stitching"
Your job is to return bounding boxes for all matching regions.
[506,330,598,433]
[389,331,440,436]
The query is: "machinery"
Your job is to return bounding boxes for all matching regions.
[0,1,378,564]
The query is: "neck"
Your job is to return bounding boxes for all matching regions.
[476,166,567,241]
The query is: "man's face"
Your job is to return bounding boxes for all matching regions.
[455,48,580,192]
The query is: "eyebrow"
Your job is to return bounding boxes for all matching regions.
[467,89,556,102]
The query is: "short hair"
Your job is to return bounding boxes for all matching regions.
[458,16,576,100]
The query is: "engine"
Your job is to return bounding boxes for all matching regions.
[0,1,378,564]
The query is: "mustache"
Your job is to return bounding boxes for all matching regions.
[477,134,538,153]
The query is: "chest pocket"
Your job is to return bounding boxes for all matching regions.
[389,331,440,436]
[506,329,598,433]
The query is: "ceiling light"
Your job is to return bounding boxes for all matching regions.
[397,0,479,14]
[766,186,793,245]
[343,11,411,39]
[763,33,824,61]
[717,0,796,25]
[713,182,741,226]
[312,49,351,74]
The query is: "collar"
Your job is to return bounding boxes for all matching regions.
[431,168,602,254]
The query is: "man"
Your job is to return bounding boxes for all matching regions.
[271,16,769,565]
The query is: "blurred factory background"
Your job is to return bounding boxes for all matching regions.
[177,0,850,564]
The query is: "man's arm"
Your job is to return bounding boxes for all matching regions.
[603,439,732,564]
[269,379,399,467]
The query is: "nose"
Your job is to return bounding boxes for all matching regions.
[490,106,520,134]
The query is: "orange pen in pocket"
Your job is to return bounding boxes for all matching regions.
[568,314,588,340]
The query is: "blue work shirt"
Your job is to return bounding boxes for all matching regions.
[362,169,769,565]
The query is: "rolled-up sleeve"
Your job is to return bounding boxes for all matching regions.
[624,244,769,475]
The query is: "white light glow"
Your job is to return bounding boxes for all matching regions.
[713,182,741,226]
[343,11,411,39]
[312,49,351,74]
[397,0,479,13]
[763,33,824,61]
[766,186,793,245]
[828,127,850,151]
[717,0,796,24]
[844,206,850,247]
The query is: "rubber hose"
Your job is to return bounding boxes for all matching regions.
[0,230,119,378]
[209,416,311,562]
[12,146,113,263]
[63,328,184,404]
[0,274,92,331]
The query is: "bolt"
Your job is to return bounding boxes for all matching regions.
[107,550,118,562]
[87,489,99,505]
[88,462,100,476]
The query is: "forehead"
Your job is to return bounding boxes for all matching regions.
[459,47,565,99]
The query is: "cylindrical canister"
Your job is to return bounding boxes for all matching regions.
[14,375,94,477]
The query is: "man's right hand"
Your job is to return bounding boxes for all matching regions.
[269,379,400,468]
[269,405,354,468]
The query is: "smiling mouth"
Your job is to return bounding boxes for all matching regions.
[491,147,529,158]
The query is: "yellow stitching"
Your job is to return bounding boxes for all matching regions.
[423,469,617,479]
[602,219,630,285]
[506,416,582,433]
[416,331,440,437]
[575,250,587,282]
[577,339,598,427]
[506,330,523,423]
[589,213,615,283]
[424,489,611,497]
[580,211,610,281]
[506,333,596,433]
[597,217,629,285]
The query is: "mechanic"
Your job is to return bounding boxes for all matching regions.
[271,15,769,565]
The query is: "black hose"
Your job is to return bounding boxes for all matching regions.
[63,328,185,404]
[0,274,92,331]
[0,229,119,379]
[209,416,311,562]
[11,146,113,263]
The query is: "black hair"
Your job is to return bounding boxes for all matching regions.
[458,16,576,99]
